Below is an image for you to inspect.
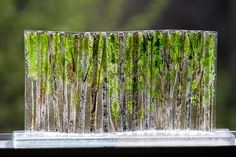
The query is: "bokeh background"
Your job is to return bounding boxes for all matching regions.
[0,0,235,132]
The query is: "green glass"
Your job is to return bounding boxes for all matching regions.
[24,30,217,133]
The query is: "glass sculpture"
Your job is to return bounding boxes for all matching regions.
[13,30,235,148]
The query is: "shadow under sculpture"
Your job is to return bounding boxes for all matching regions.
[13,30,235,148]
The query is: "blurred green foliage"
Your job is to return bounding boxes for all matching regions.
[0,0,167,132]
[1,0,235,132]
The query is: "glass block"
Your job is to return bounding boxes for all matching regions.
[24,30,217,132]
[13,129,235,148]
[13,30,235,148]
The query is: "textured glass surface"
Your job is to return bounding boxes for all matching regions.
[24,30,217,133]
[13,129,235,148]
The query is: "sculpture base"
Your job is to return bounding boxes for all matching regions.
[13,129,235,148]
